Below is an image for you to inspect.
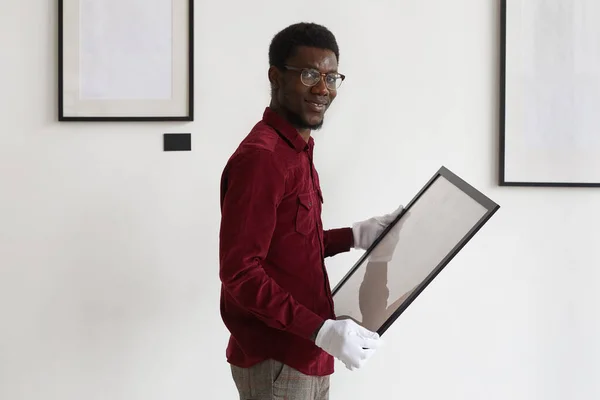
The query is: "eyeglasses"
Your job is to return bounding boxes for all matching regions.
[284,66,345,91]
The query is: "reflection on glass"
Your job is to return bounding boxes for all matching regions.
[333,176,489,332]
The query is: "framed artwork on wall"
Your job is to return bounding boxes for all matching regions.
[58,0,194,121]
[500,0,600,187]
[332,166,500,336]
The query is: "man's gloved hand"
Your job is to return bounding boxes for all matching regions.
[314,319,382,371]
[367,217,402,262]
[352,205,404,251]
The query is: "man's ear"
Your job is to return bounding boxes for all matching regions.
[268,66,280,89]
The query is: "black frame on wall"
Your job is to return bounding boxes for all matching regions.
[499,0,600,187]
[58,0,194,122]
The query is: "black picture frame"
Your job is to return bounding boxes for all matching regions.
[332,166,500,336]
[58,0,194,122]
[499,0,600,187]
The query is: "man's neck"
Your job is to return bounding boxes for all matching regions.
[298,129,311,143]
[269,104,312,143]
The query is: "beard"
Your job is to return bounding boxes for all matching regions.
[285,108,324,131]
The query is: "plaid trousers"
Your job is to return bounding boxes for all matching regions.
[230,359,330,400]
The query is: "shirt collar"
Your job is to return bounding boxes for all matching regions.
[262,107,313,153]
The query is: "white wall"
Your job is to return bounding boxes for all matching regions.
[1,1,599,399]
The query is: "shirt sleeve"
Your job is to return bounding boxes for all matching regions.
[219,149,325,340]
[322,227,354,258]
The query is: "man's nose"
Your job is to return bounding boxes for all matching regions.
[311,76,330,96]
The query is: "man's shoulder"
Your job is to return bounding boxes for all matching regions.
[224,121,286,171]
[238,120,281,153]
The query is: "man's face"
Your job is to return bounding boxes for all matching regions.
[270,46,340,131]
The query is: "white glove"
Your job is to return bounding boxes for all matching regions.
[367,217,402,262]
[315,319,382,371]
[352,205,404,251]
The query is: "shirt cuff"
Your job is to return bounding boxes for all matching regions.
[288,308,326,340]
[325,227,355,254]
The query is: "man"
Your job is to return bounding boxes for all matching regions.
[219,22,402,400]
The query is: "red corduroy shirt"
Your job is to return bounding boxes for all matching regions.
[219,107,354,376]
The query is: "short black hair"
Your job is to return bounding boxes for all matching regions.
[268,22,339,69]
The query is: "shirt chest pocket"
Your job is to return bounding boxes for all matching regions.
[295,192,316,236]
